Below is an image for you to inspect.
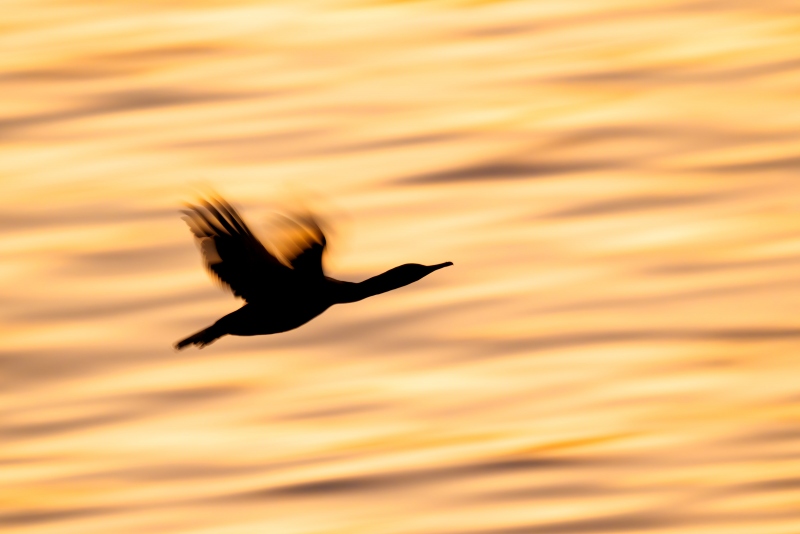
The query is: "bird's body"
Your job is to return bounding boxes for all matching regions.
[175,196,451,349]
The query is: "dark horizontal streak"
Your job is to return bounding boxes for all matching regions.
[550,56,800,86]
[224,455,590,500]
[648,255,800,275]
[0,88,249,138]
[279,402,385,421]
[494,327,800,354]
[695,155,800,174]
[0,66,134,82]
[1,386,243,441]
[0,506,119,528]
[397,160,612,185]
[538,276,798,316]
[57,242,195,276]
[448,507,800,534]
[0,206,175,232]
[546,193,716,218]
[0,43,226,82]
[7,289,217,324]
[0,411,141,440]
[731,476,800,492]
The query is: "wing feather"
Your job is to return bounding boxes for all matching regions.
[271,213,327,280]
[182,196,288,302]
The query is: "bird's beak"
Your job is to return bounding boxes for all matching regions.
[429,261,454,271]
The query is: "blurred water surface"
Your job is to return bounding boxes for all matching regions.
[2,1,800,532]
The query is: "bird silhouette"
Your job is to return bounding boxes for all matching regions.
[175,195,453,349]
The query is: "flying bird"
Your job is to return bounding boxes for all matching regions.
[175,196,452,349]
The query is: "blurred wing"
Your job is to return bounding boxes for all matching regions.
[274,213,327,280]
[182,196,289,302]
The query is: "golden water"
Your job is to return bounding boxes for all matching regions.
[2,1,800,532]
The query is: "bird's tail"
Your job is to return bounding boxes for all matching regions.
[174,323,225,350]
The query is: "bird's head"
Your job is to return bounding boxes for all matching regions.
[382,262,453,287]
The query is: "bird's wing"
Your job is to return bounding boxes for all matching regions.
[182,196,290,302]
[272,213,327,280]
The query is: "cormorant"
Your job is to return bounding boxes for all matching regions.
[175,196,452,349]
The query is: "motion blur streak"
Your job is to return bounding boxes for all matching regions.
[2,0,800,532]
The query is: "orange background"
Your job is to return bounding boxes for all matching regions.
[2,1,800,532]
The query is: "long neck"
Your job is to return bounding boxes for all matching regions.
[333,262,452,304]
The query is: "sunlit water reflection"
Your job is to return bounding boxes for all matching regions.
[2,1,800,532]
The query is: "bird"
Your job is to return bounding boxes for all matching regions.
[174,195,453,349]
